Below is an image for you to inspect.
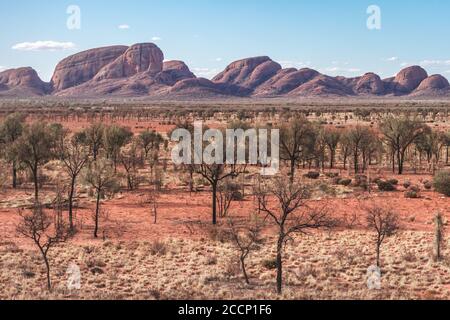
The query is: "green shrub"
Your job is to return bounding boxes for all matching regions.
[434,171,450,196]
[338,178,352,186]
[262,259,278,270]
[304,171,320,180]
[377,180,396,192]
[387,179,399,185]
[405,190,420,199]
[424,181,433,190]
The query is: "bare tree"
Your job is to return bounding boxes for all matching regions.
[83,159,120,238]
[366,207,400,267]
[217,178,241,218]
[16,202,71,291]
[227,215,263,284]
[279,118,316,183]
[58,133,89,232]
[120,138,144,190]
[323,127,341,169]
[256,177,335,294]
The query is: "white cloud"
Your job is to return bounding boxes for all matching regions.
[118,24,130,30]
[151,36,162,42]
[385,57,399,62]
[215,58,223,62]
[0,66,6,72]
[12,41,75,51]
[322,66,361,74]
[420,59,450,66]
[400,62,410,67]
[278,60,312,69]
[192,67,220,79]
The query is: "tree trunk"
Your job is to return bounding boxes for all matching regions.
[289,159,295,183]
[68,177,76,232]
[33,167,39,202]
[376,243,381,267]
[12,161,17,189]
[94,191,101,238]
[44,256,51,291]
[276,235,284,294]
[212,182,218,225]
[241,255,249,285]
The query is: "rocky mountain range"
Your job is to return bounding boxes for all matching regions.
[1,42,449,99]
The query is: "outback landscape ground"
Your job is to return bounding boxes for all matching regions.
[0,99,449,300]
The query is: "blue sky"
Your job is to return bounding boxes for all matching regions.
[1,0,450,81]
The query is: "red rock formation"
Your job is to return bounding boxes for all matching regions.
[51,46,128,91]
[393,66,428,93]
[94,43,164,80]
[416,74,450,91]
[255,68,319,96]
[289,75,353,97]
[213,56,281,89]
[155,61,195,86]
[0,67,48,95]
[353,73,385,95]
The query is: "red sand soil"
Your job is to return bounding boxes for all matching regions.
[1,173,448,249]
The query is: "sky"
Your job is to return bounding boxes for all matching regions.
[1,0,450,82]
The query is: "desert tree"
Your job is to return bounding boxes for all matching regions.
[12,122,57,201]
[217,178,242,218]
[256,176,335,294]
[16,202,71,291]
[80,123,104,161]
[346,125,374,174]
[195,162,246,225]
[340,131,352,170]
[443,132,450,164]
[83,159,120,238]
[139,129,164,159]
[57,131,90,232]
[0,113,25,188]
[279,118,316,183]
[323,127,341,169]
[380,116,425,174]
[169,121,196,193]
[415,127,445,172]
[365,206,400,268]
[103,125,133,172]
[227,215,263,285]
[120,138,144,190]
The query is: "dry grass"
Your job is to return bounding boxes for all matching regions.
[1,230,450,300]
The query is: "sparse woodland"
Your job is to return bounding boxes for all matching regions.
[0,101,449,299]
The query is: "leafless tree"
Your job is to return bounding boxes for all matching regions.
[256,176,336,294]
[366,206,400,267]
[227,215,263,284]
[120,138,144,190]
[16,202,71,291]
[83,159,120,238]
[217,178,241,218]
[279,118,316,183]
[58,132,89,231]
